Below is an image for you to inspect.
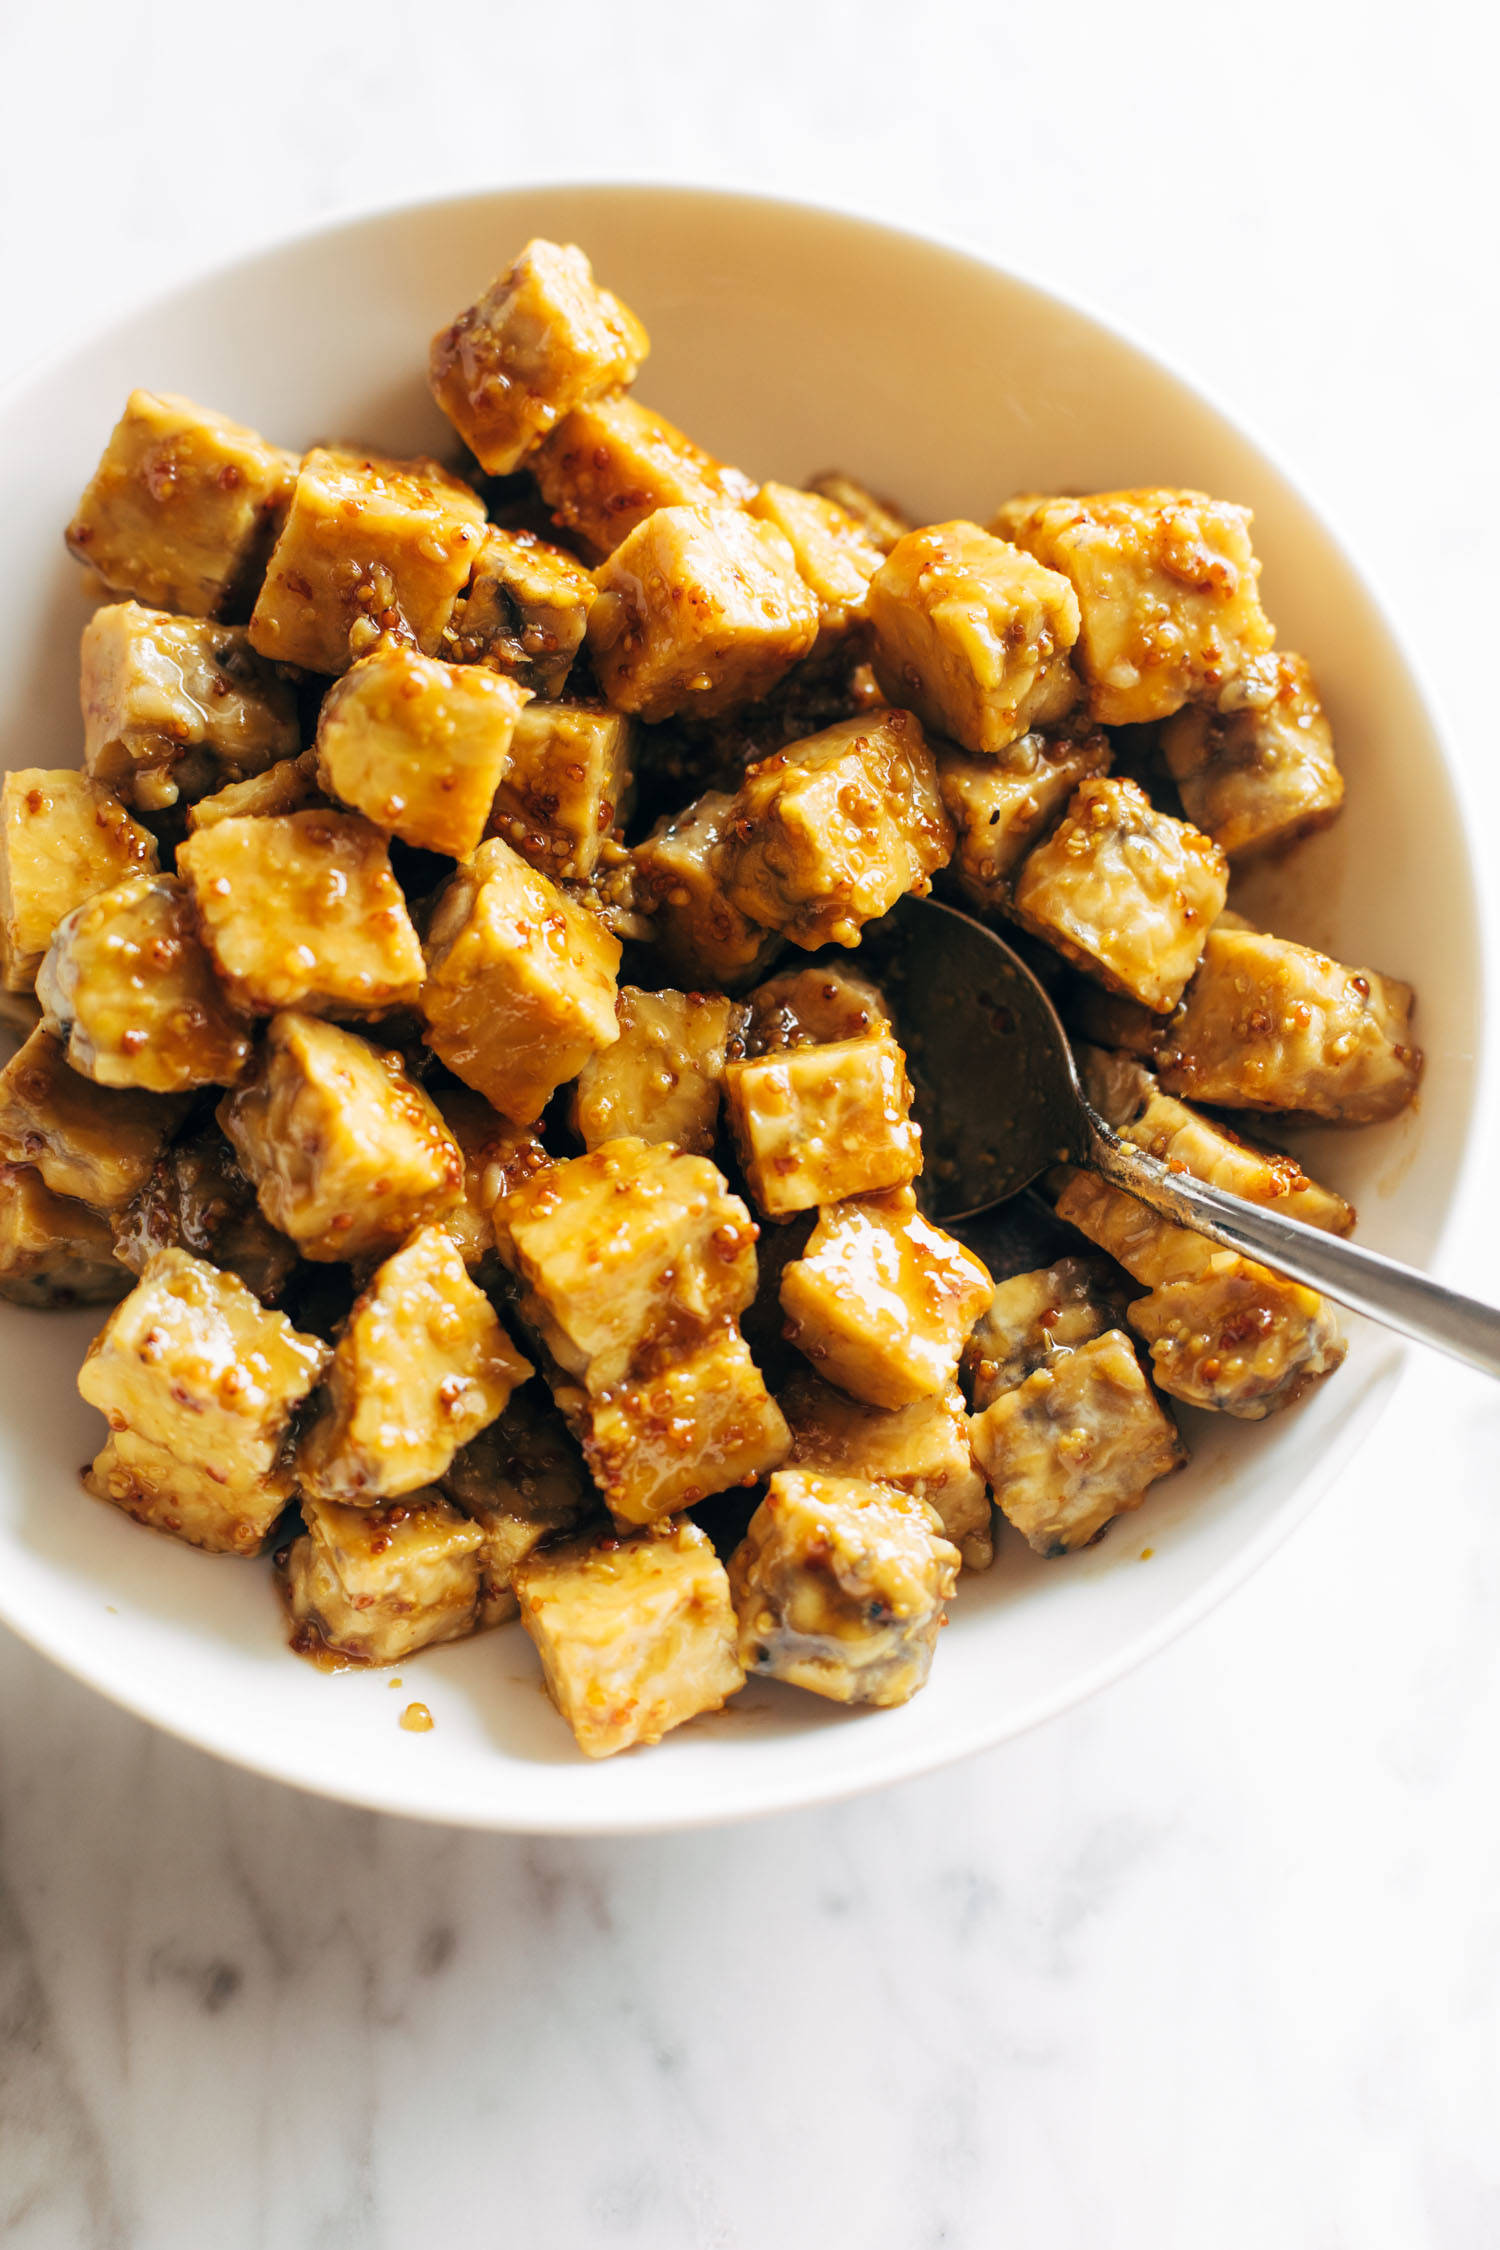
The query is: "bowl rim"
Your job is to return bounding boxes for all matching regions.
[0,179,1487,1832]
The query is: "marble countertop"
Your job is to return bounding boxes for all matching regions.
[3,5,1499,2243]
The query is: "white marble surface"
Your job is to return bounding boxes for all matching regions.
[3,3,1500,2243]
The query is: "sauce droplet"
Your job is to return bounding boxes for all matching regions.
[400,1701,433,1732]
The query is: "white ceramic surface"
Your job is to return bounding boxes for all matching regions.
[0,184,1480,1834]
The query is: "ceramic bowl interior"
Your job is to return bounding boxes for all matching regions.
[0,185,1479,1831]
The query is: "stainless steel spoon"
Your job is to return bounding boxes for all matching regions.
[860,893,1500,1380]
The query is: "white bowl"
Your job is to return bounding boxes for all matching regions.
[0,185,1480,1833]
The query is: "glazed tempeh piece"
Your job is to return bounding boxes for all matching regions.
[486,701,634,881]
[782,1369,992,1571]
[0,1162,131,1309]
[81,603,299,812]
[0,1027,184,1209]
[110,1122,297,1304]
[1160,651,1344,857]
[937,726,1111,910]
[533,395,753,559]
[806,472,913,554]
[439,1388,594,1628]
[284,1491,484,1664]
[631,791,780,990]
[747,482,885,644]
[963,1256,1120,1411]
[443,526,596,698]
[743,964,889,1054]
[1,769,157,992]
[570,987,737,1154]
[724,1028,923,1217]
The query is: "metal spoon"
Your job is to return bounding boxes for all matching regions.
[860,893,1500,1380]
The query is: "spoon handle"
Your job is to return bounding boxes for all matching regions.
[1087,1116,1500,1380]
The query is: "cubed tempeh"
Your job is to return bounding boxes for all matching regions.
[65,390,295,619]
[443,526,596,699]
[1011,775,1226,1012]
[81,603,299,812]
[219,1012,463,1263]
[419,836,621,1122]
[178,809,425,1017]
[969,1330,1183,1555]
[992,487,1275,726]
[806,472,913,555]
[866,520,1081,756]
[429,238,649,477]
[186,752,324,830]
[1,769,157,992]
[724,1029,922,1217]
[516,1517,744,1758]
[747,483,885,643]
[283,1491,483,1664]
[631,791,780,990]
[937,725,1111,909]
[0,1162,131,1308]
[37,873,252,1093]
[728,1469,959,1706]
[780,1187,992,1407]
[534,395,753,559]
[486,701,633,880]
[1160,651,1344,857]
[110,1122,297,1304]
[570,986,736,1153]
[440,1387,594,1628]
[0,1027,183,1209]
[248,445,487,675]
[963,1256,1120,1411]
[782,1369,992,1571]
[744,964,889,1054]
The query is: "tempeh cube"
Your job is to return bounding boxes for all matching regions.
[806,472,912,554]
[963,1256,1119,1410]
[80,603,299,812]
[501,1137,758,1392]
[186,751,324,830]
[297,1226,532,1503]
[631,792,780,990]
[314,640,530,859]
[178,808,424,1017]
[0,1027,183,1209]
[110,1122,297,1304]
[992,487,1275,726]
[486,700,634,880]
[419,836,621,1121]
[969,1330,1183,1555]
[587,504,818,721]
[866,521,1081,756]
[37,873,252,1092]
[1011,775,1227,1012]
[1160,652,1344,858]
[780,1188,992,1407]
[570,986,736,1154]
[937,726,1111,909]
[283,1491,483,1664]
[1156,921,1421,1123]
[723,1029,922,1217]
[219,1012,463,1262]
[517,1517,744,1758]
[782,1369,992,1571]
[0,1162,130,1308]
[747,483,885,643]
[728,1469,959,1706]
[79,1247,329,1553]
[723,710,952,948]
[428,238,649,476]
[431,1087,550,1271]
[65,390,295,618]
[534,395,754,559]
[443,525,596,698]
[440,1388,593,1627]
[744,964,889,1053]
[559,1321,790,1527]
[248,445,487,675]
[1,769,157,991]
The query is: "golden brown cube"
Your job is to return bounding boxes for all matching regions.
[533,395,754,559]
[559,1321,790,1527]
[744,964,889,1054]
[748,483,885,643]
[724,1030,922,1218]
[587,505,818,723]
[81,603,300,813]
[178,808,424,1017]
[110,1123,297,1304]
[501,1136,758,1393]
[806,472,913,554]
[992,487,1275,726]
[0,1027,182,1209]
[723,710,952,949]
[969,1330,1183,1555]
[1,769,157,992]
[486,700,634,880]
[937,726,1111,909]
[440,1388,593,1627]
[65,390,295,619]
[780,1188,993,1407]
[37,873,252,1092]
[1157,921,1421,1123]
[631,792,780,990]
[79,1248,329,1554]
[0,1162,130,1308]
[315,640,529,859]
[283,1491,483,1664]
[419,836,621,1122]
[570,986,736,1154]
[963,1256,1119,1411]
[186,751,324,830]
[298,1226,532,1503]
[782,1369,992,1571]
[866,521,1081,756]
[728,1470,959,1707]
[517,1517,744,1759]
[1160,652,1344,858]
[443,526,597,700]
[248,445,487,675]
[429,238,649,477]
[219,1012,463,1264]
[1011,775,1227,1013]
